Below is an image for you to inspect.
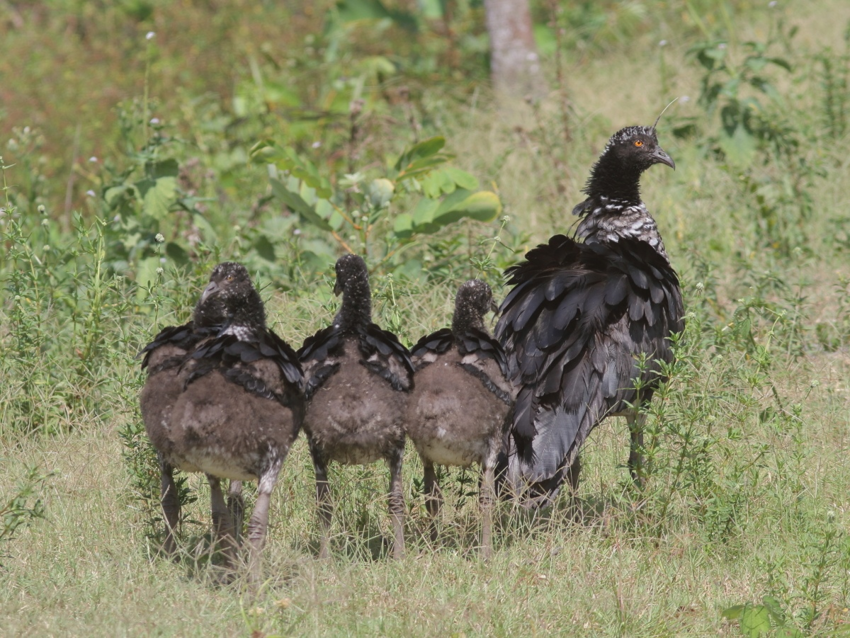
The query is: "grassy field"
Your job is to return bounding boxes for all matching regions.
[2,1,850,636]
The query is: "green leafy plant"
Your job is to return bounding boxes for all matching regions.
[250,135,502,274]
[689,35,793,167]
[1,466,50,546]
[722,596,803,638]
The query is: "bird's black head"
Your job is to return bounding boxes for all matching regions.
[332,254,372,330]
[582,125,674,205]
[453,279,496,335]
[194,262,265,331]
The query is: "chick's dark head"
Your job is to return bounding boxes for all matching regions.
[194,262,265,329]
[333,254,369,296]
[453,279,495,334]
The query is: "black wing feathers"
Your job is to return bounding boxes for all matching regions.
[185,328,304,403]
[139,322,212,373]
[496,234,684,488]
[298,323,414,394]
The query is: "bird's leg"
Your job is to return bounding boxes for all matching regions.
[423,461,442,543]
[480,448,499,561]
[627,410,646,488]
[227,480,244,547]
[159,456,180,556]
[310,444,332,559]
[564,453,582,520]
[246,459,282,580]
[387,445,405,560]
[207,475,238,569]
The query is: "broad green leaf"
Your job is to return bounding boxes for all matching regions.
[270,178,333,231]
[395,136,446,171]
[165,242,189,266]
[139,176,177,221]
[740,605,770,637]
[336,0,390,22]
[432,189,502,225]
[251,141,332,198]
[744,56,767,72]
[192,212,218,242]
[104,184,132,206]
[761,596,785,623]
[766,57,792,71]
[719,124,757,167]
[722,605,746,620]
[393,213,413,239]
[411,197,439,227]
[444,167,479,190]
[421,169,455,198]
[146,159,179,179]
[400,155,451,180]
[253,235,276,262]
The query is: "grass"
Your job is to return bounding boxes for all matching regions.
[3,0,850,636]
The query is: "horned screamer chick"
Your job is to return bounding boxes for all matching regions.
[407,280,513,558]
[298,254,413,559]
[140,262,304,572]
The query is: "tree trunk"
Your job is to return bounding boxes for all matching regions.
[484,0,548,99]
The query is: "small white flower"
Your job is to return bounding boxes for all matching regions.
[146,31,155,40]
[293,228,302,236]
[659,40,668,47]
[311,141,321,148]
[149,118,160,125]
[768,1,777,7]
[37,204,46,214]
[113,215,121,222]
[159,257,166,263]
[89,156,98,163]
[718,43,727,49]
[86,189,96,197]
[680,95,691,103]
[43,245,50,252]
[500,215,511,223]
[155,233,165,243]
[156,267,164,275]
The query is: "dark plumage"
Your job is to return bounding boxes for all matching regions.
[495,125,684,506]
[298,254,413,559]
[140,262,305,570]
[407,280,514,558]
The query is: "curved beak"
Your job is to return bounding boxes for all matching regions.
[653,147,675,170]
[333,280,343,296]
[200,280,219,304]
[490,299,499,314]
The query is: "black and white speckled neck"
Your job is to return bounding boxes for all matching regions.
[194,262,266,337]
[570,125,674,260]
[332,254,372,332]
[575,200,668,258]
[451,279,492,336]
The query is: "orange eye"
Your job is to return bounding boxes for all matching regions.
[634,140,644,147]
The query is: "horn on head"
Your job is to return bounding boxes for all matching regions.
[652,97,680,131]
